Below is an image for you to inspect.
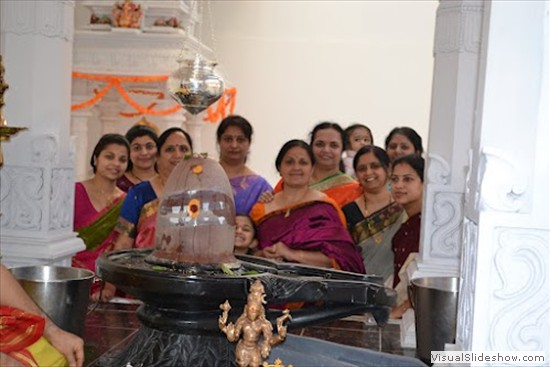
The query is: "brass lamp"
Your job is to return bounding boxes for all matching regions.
[0,55,27,168]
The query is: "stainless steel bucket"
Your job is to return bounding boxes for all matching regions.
[9,266,94,337]
[410,276,459,363]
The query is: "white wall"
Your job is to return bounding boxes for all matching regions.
[201,1,437,185]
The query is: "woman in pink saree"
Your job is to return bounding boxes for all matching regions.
[72,134,130,295]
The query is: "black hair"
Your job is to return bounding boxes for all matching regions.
[216,115,253,143]
[384,127,424,156]
[235,213,257,237]
[90,133,130,173]
[392,154,425,182]
[309,121,346,172]
[125,125,159,171]
[157,127,193,153]
[353,145,390,173]
[275,139,315,172]
[344,123,374,150]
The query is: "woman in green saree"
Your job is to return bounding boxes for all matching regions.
[342,145,406,286]
[72,134,130,295]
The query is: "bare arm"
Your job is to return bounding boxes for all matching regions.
[260,242,333,268]
[91,233,134,303]
[0,264,84,367]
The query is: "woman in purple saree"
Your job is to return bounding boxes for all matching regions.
[250,140,364,274]
[217,115,272,215]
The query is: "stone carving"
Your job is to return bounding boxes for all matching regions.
[479,147,527,213]
[427,154,450,185]
[456,218,477,350]
[0,166,43,230]
[72,48,181,75]
[0,1,74,42]
[50,168,73,230]
[429,192,463,259]
[31,134,58,164]
[100,324,235,367]
[489,228,549,351]
[434,1,483,54]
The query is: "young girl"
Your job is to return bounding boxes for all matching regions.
[343,124,373,177]
[234,214,258,255]
[389,154,425,318]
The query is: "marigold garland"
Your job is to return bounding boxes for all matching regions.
[71,71,237,123]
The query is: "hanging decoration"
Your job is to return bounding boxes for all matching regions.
[166,54,225,115]
[166,0,226,117]
[71,72,236,123]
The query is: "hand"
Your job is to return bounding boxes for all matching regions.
[91,282,116,303]
[257,191,274,203]
[389,300,411,319]
[44,325,84,367]
[262,242,289,261]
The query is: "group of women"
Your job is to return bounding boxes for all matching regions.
[72,116,425,317]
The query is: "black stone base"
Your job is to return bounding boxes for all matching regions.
[95,325,236,367]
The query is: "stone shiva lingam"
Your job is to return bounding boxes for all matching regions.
[96,155,397,367]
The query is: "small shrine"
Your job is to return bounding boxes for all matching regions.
[72,0,213,181]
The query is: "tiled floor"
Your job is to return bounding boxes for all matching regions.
[83,301,418,366]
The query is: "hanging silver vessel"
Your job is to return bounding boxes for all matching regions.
[167,54,225,115]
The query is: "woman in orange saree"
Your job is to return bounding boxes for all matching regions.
[273,122,361,208]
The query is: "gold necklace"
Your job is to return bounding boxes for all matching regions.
[282,189,309,218]
[96,186,118,209]
[363,193,393,216]
[362,194,370,216]
[362,193,393,244]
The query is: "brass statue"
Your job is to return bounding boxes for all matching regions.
[0,55,27,167]
[219,280,292,367]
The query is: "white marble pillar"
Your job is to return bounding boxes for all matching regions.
[411,0,484,280]
[181,112,202,153]
[70,106,93,182]
[456,0,550,361]
[0,0,85,266]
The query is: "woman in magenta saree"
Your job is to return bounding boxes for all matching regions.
[251,198,365,273]
[73,183,126,273]
[72,134,130,295]
[250,139,364,274]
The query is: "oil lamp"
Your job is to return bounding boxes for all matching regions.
[0,55,27,168]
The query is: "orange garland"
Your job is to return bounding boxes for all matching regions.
[71,71,237,123]
[202,87,237,123]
